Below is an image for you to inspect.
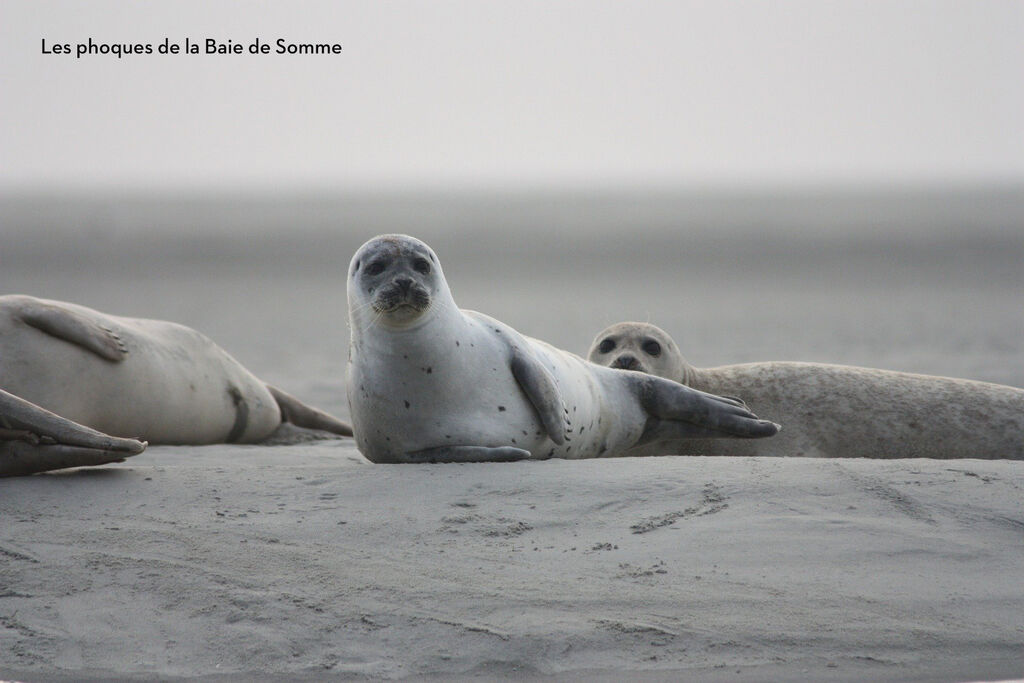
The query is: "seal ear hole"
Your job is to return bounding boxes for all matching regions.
[366,260,386,276]
[413,257,431,274]
[598,339,615,354]
[642,340,662,357]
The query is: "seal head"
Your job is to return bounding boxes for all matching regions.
[349,235,448,331]
[588,322,690,383]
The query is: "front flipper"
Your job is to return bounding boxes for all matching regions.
[510,346,566,445]
[17,298,128,362]
[636,375,779,439]
[406,446,530,463]
[267,385,353,436]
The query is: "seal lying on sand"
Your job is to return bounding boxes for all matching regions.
[1,388,146,477]
[0,295,352,449]
[346,235,778,463]
[588,321,1024,459]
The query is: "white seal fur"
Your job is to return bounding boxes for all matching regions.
[0,295,352,447]
[588,321,1024,459]
[346,235,778,463]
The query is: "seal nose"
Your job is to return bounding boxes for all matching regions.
[611,354,641,371]
[395,276,414,294]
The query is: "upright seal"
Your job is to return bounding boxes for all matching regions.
[346,235,779,463]
[588,321,1024,459]
[0,295,352,448]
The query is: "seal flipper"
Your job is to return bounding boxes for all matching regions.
[636,375,780,439]
[267,385,354,436]
[406,445,530,463]
[17,299,128,362]
[510,346,566,445]
[1,388,146,477]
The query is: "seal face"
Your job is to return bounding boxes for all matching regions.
[346,235,779,464]
[588,322,688,381]
[350,235,440,330]
[588,321,1024,460]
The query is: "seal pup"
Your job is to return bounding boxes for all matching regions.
[1,387,146,477]
[0,295,352,445]
[346,235,779,463]
[588,321,1024,459]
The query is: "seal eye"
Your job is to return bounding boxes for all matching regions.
[598,339,615,354]
[413,258,431,274]
[642,340,662,357]
[366,261,386,276]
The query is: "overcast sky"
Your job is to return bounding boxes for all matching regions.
[1,0,1021,191]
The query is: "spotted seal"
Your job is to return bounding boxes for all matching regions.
[345,235,779,463]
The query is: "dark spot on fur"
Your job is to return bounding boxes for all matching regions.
[498,406,506,412]
[427,367,433,374]
[511,437,517,443]
[404,400,410,409]
[456,340,460,346]
[546,449,555,458]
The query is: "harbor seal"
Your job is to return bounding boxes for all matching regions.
[0,295,353,446]
[1,387,146,477]
[588,321,1024,459]
[346,235,779,463]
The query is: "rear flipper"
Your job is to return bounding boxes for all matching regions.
[267,385,353,437]
[635,375,780,439]
[405,446,531,463]
[1,388,146,477]
[1,441,140,477]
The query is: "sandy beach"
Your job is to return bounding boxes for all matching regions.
[2,446,1023,682]
[2,191,1023,681]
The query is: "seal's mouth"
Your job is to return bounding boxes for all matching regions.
[372,281,431,315]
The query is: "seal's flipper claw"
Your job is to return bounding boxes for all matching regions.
[510,346,566,445]
[405,445,530,463]
[15,297,128,362]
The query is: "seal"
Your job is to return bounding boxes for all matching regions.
[0,295,352,446]
[345,235,779,463]
[1,387,146,477]
[588,321,1024,459]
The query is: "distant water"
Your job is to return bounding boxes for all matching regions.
[2,188,1022,420]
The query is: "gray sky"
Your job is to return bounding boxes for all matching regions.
[1,0,1022,191]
